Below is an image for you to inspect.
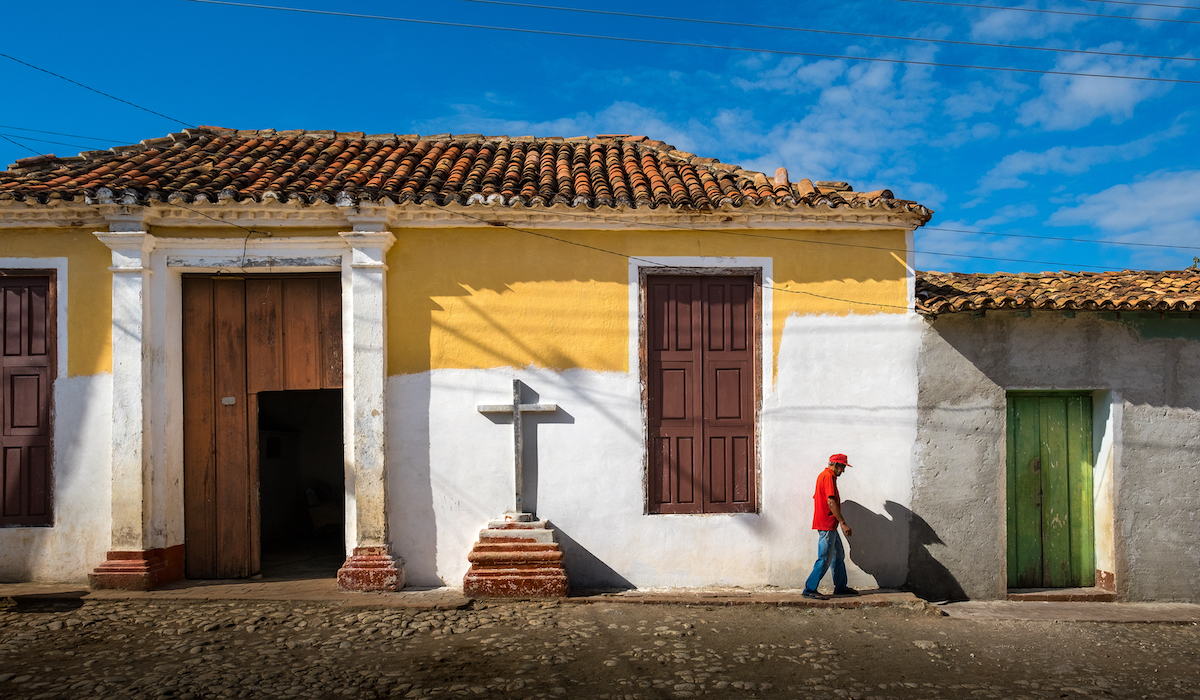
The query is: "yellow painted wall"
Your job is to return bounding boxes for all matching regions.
[1,229,112,376]
[2,224,908,378]
[387,227,909,375]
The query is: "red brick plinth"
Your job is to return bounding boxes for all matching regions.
[463,542,569,597]
[337,546,404,592]
[89,545,185,591]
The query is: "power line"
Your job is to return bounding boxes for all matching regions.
[886,0,1200,24]
[925,226,1200,252]
[450,210,915,309]
[0,132,110,150]
[182,0,1200,84]
[459,0,1200,63]
[1078,0,1200,9]
[0,54,196,128]
[531,210,1126,270]
[0,124,128,143]
[0,134,42,157]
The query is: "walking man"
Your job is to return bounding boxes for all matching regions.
[802,453,858,600]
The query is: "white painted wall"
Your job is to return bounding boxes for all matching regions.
[387,310,922,589]
[0,374,112,582]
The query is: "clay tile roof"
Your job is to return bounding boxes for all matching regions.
[916,270,1200,315]
[0,127,932,221]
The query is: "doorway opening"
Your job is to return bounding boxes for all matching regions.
[257,389,344,579]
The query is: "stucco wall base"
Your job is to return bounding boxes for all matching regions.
[88,545,184,590]
[337,547,404,592]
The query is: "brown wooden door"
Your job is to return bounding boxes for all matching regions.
[648,275,756,514]
[182,275,341,579]
[1,273,54,527]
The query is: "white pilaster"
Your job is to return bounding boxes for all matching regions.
[95,231,157,551]
[339,231,395,548]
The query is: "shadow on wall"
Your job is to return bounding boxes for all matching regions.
[550,524,634,593]
[387,373,440,587]
[841,500,965,601]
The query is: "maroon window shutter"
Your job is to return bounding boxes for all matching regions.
[647,277,704,514]
[700,278,756,513]
[647,275,757,514]
[1,274,54,527]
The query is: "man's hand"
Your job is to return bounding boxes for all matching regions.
[841,523,852,537]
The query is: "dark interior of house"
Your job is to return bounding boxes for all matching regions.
[257,389,345,579]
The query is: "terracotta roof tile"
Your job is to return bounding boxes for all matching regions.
[0,127,931,220]
[917,270,1200,315]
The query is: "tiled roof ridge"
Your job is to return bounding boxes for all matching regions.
[916,269,1200,314]
[0,126,933,221]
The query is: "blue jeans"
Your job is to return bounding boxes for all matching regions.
[803,529,847,594]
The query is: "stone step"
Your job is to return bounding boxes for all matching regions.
[479,528,557,543]
[487,519,551,530]
[469,547,564,566]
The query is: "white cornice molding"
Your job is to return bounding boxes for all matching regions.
[1,199,927,231]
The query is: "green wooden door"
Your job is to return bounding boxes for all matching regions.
[1006,394,1095,588]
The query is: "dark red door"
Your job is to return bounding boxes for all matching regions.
[1,273,54,527]
[648,275,756,514]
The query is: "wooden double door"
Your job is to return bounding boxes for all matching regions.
[182,275,342,579]
[1006,393,1095,588]
[647,275,758,514]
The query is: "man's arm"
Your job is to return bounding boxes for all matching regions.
[827,496,852,537]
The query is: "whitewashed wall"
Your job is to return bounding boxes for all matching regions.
[0,375,112,582]
[387,311,922,589]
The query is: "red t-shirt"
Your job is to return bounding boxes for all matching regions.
[812,467,840,530]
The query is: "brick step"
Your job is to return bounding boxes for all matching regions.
[463,570,569,597]
[468,549,565,566]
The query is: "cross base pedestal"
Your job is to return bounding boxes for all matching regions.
[463,518,568,598]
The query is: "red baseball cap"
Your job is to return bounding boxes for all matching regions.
[829,453,852,466]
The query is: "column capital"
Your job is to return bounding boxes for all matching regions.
[339,231,395,270]
[95,231,157,272]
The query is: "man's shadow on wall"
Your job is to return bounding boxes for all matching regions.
[841,500,967,601]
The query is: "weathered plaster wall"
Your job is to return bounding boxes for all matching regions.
[916,311,1200,601]
[1,234,114,581]
[1,229,113,375]
[386,226,920,588]
[0,375,112,581]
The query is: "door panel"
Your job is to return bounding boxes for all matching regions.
[648,275,757,514]
[1007,394,1094,588]
[183,274,341,579]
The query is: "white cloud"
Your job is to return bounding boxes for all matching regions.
[418,102,708,153]
[1049,170,1200,266]
[969,1,1087,41]
[732,57,846,94]
[1017,44,1165,130]
[974,130,1169,194]
[943,78,1026,120]
[1051,170,1200,231]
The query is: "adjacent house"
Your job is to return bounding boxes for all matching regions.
[915,271,1200,602]
[0,127,931,593]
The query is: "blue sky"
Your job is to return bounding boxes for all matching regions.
[3,0,1197,273]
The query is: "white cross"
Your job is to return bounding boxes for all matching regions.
[478,379,557,515]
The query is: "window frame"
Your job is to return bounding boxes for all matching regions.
[639,266,763,515]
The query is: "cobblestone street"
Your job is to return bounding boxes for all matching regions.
[0,597,1197,699]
